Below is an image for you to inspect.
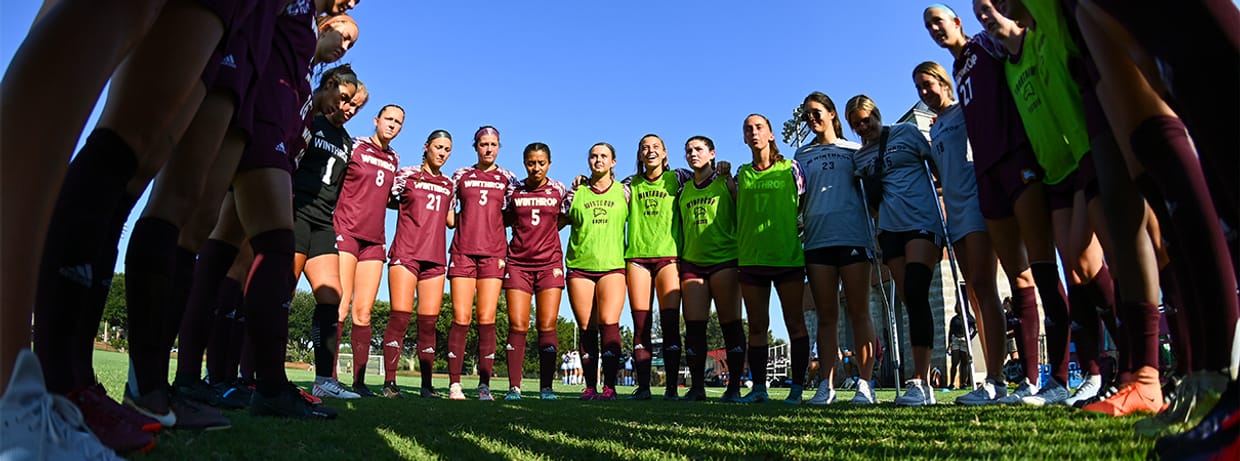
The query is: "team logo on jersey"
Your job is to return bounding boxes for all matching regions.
[593,207,607,218]
[552,268,563,278]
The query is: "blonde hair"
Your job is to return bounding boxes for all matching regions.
[913,61,955,102]
[844,94,882,125]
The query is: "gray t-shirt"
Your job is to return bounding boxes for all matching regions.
[929,104,987,242]
[855,122,943,235]
[795,139,874,251]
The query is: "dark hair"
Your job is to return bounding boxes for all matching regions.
[315,63,359,91]
[378,104,405,117]
[425,129,451,143]
[744,113,783,162]
[684,135,716,168]
[802,91,847,142]
[590,142,617,179]
[524,142,551,161]
[634,134,669,177]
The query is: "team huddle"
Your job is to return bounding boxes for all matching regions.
[0,0,1237,459]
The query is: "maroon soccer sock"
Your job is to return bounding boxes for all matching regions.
[383,312,411,382]
[507,329,527,389]
[238,316,254,382]
[478,323,496,386]
[600,323,621,389]
[447,322,468,383]
[312,304,339,378]
[660,308,682,393]
[206,277,242,382]
[1030,262,1068,382]
[1011,286,1040,383]
[632,310,653,389]
[124,217,180,396]
[72,193,138,388]
[749,343,769,386]
[1124,301,1162,371]
[163,247,196,348]
[1160,266,1193,374]
[790,336,810,387]
[721,320,746,392]
[176,239,238,384]
[351,324,373,385]
[580,328,599,390]
[1068,285,1100,377]
[416,315,438,389]
[538,330,558,390]
[685,320,708,389]
[244,229,295,395]
[1131,115,1240,370]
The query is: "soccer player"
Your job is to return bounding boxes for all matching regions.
[563,143,630,401]
[924,2,1071,406]
[502,143,568,401]
[289,66,368,400]
[384,130,456,399]
[735,114,810,404]
[621,134,689,400]
[910,59,1012,406]
[677,136,746,403]
[846,95,944,407]
[1071,0,1238,428]
[793,92,878,406]
[337,104,403,397]
[445,126,519,401]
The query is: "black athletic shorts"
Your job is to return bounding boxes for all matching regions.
[294,215,337,259]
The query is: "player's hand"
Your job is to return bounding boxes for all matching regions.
[717,160,732,177]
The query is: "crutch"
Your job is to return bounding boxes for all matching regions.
[922,159,979,387]
[857,176,902,389]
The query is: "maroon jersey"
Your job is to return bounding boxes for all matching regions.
[953,33,1031,173]
[506,179,568,269]
[333,137,399,243]
[389,166,455,265]
[449,166,519,257]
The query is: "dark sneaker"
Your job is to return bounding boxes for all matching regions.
[628,387,652,401]
[719,388,743,403]
[173,379,222,407]
[212,381,251,410]
[250,383,337,420]
[420,387,442,399]
[352,382,377,398]
[663,388,680,401]
[382,381,402,399]
[679,388,708,402]
[168,390,231,430]
[123,386,176,428]
[67,384,158,452]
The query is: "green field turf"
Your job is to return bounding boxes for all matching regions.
[87,350,1156,460]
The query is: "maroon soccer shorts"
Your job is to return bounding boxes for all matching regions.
[448,253,506,279]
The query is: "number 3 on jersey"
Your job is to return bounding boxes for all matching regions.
[478,189,489,206]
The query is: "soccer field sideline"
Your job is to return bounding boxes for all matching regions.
[85,350,1158,460]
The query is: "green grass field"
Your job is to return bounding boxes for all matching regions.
[89,350,1157,460]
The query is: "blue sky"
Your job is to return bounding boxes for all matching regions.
[1,1,983,341]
